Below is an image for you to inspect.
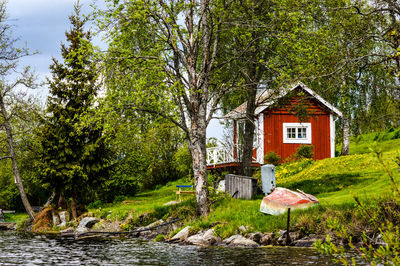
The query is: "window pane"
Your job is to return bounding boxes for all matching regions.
[302,128,307,138]
[297,127,307,139]
[287,128,296,138]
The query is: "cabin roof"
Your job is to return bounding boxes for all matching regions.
[224,82,343,119]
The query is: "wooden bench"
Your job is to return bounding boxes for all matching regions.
[176,185,196,202]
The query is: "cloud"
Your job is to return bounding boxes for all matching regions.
[5,0,108,100]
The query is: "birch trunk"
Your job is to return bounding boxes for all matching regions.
[0,96,35,221]
[188,128,209,216]
[341,117,350,156]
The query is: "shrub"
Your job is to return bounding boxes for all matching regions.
[87,200,103,209]
[295,145,314,159]
[113,195,127,204]
[387,127,395,133]
[393,129,400,140]
[154,234,165,242]
[264,151,281,165]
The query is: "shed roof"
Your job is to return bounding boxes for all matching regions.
[224,82,343,119]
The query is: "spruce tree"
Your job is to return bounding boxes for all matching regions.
[39,3,109,219]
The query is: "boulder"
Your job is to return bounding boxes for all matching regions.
[259,233,276,246]
[186,229,221,246]
[248,232,263,243]
[238,225,249,233]
[58,211,70,227]
[93,221,121,232]
[277,230,300,245]
[0,209,4,222]
[138,219,164,237]
[223,234,242,245]
[294,239,315,247]
[170,226,191,242]
[224,234,259,247]
[76,217,99,234]
[0,222,16,230]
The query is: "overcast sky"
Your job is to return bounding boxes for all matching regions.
[7,0,224,140]
[7,0,106,99]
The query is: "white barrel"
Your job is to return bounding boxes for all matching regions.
[261,164,276,195]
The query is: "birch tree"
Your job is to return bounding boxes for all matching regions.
[98,0,231,216]
[0,1,35,220]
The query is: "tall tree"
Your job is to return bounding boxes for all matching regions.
[98,0,232,216]
[39,3,110,219]
[0,1,36,220]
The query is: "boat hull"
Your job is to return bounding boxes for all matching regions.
[260,187,319,215]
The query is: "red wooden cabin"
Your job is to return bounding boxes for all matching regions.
[206,82,342,169]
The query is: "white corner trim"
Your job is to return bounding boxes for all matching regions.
[330,114,335,158]
[283,122,312,144]
[259,114,264,164]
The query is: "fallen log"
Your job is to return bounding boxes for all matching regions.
[75,218,183,238]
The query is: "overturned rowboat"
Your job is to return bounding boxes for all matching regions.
[260,187,319,215]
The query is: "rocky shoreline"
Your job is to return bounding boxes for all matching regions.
[4,208,380,249]
[54,215,323,248]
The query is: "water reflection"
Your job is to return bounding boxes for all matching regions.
[0,231,338,265]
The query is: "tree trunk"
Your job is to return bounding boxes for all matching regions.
[58,193,67,210]
[71,189,78,220]
[241,85,257,177]
[0,97,35,221]
[43,191,56,208]
[341,117,350,156]
[188,117,209,216]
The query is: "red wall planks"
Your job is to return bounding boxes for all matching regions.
[262,92,332,161]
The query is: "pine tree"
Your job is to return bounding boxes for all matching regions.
[39,3,110,219]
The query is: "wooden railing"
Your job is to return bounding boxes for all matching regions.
[206,144,263,166]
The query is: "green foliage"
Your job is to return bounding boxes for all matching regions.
[294,145,314,160]
[113,195,127,204]
[264,151,281,166]
[87,200,103,209]
[154,234,165,242]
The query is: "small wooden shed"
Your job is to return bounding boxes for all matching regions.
[225,174,258,199]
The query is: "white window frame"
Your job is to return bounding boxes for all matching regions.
[283,123,312,144]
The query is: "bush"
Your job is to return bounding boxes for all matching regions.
[295,145,314,159]
[87,200,103,209]
[393,129,400,140]
[264,151,281,166]
[113,195,127,204]
[154,234,165,242]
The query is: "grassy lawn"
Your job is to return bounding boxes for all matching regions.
[84,128,400,238]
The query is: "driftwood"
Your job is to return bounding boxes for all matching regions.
[43,191,56,209]
[75,218,183,238]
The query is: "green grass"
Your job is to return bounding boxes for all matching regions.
[87,128,400,238]
[4,212,29,229]
[89,179,197,228]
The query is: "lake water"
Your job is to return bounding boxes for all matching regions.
[0,231,339,265]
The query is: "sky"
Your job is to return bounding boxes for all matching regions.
[7,0,225,140]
